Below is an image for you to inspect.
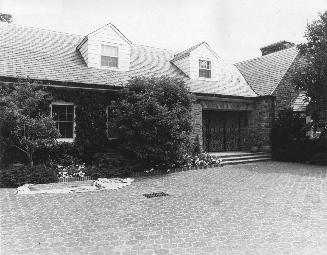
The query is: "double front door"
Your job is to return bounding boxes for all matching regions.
[203,111,247,152]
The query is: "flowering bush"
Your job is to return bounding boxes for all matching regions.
[182,153,221,168]
[56,163,86,178]
[143,153,221,174]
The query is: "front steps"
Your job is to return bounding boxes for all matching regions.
[210,151,272,166]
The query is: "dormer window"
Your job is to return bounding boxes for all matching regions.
[101,45,118,68]
[199,60,211,78]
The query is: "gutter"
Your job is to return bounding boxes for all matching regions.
[0,76,122,92]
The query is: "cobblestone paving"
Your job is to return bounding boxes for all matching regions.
[1,161,327,255]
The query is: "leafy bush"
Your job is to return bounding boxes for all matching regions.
[47,142,80,166]
[0,80,59,167]
[271,109,327,163]
[108,76,194,169]
[311,153,327,165]
[272,139,316,162]
[192,135,201,155]
[84,152,131,179]
[271,109,307,149]
[0,165,58,188]
[244,130,264,148]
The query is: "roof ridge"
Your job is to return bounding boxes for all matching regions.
[83,23,132,45]
[0,22,83,37]
[269,49,299,94]
[133,43,175,53]
[235,46,299,66]
[173,41,206,59]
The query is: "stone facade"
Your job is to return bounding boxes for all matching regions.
[191,103,203,150]
[248,96,275,144]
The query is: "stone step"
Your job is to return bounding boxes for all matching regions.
[211,152,270,159]
[222,157,272,166]
[219,153,271,161]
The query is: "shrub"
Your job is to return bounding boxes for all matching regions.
[271,109,327,163]
[0,165,58,188]
[311,152,327,165]
[108,76,194,169]
[192,135,201,155]
[47,142,80,166]
[0,80,59,167]
[44,143,88,179]
[271,109,307,149]
[84,152,132,179]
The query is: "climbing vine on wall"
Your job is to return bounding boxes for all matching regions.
[50,88,118,162]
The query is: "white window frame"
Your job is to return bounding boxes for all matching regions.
[100,44,119,69]
[50,101,76,143]
[199,59,211,79]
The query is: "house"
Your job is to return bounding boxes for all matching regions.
[1,23,305,153]
[235,41,312,135]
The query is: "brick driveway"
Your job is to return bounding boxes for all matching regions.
[1,161,327,255]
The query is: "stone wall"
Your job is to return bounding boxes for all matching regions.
[248,96,275,145]
[191,103,203,151]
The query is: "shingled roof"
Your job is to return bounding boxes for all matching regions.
[0,23,257,97]
[235,47,299,96]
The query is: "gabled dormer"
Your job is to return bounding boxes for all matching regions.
[77,23,132,71]
[171,42,221,81]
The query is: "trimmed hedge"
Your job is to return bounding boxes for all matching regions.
[0,165,58,188]
[271,109,327,165]
[84,152,131,179]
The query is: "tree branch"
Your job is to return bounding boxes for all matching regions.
[9,144,28,155]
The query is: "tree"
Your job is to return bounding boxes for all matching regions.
[0,14,13,23]
[294,11,327,131]
[0,80,59,166]
[108,76,194,169]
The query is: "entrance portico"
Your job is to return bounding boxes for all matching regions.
[192,94,275,153]
[203,110,249,152]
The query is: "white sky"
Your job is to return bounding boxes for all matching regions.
[1,0,326,62]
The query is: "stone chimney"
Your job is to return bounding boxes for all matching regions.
[260,41,295,56]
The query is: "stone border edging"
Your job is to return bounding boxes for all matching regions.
[58,176,93,182]
[57,164,222,181]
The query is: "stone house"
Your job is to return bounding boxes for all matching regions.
[236,41,311,135]
[0,23,305,153]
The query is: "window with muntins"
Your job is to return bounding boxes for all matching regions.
[52,104,74,139]
[199,60,211,78]
[101,45,118,68]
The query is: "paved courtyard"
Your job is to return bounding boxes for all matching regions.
[1,161,327,255]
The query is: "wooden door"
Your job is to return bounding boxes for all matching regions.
[203,111,244,152]
[225,112,240,151]
[203,111,224,152]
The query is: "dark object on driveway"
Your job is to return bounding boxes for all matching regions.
[143,192,169,198]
